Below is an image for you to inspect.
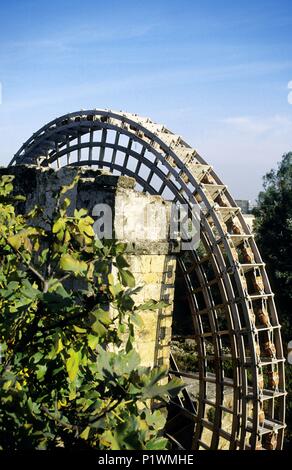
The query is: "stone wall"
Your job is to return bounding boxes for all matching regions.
[126,254,176,368]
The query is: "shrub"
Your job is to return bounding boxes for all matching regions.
[0,175,182,450]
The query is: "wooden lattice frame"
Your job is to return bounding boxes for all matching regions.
[9,109,286,450]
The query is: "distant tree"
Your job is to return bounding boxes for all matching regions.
[253,152,292,341]
[253,152,292,448]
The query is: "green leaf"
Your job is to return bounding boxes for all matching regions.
[108,273,115,285]
[80,426,90,440]
[32,352,43,364]
[8,227,40,252]
[95,345,113,377]
[129,369,183,400]
[145,437,168,450]
[94,236,103,249]
[0,175,14,184]
[7,233,22,250]
[88,334,99,350]
[144,409,166,431]
[144,376,183,399]
[73,325,87,334]
[52,218,65,233]
[115,255,129,269]
[60,253,87,274]
[39,248,49,265]
[74,208,88,218]
[108,273,123,298]
[138,299,168,311]
[115,242,127,255]
[131,312,144,329]
[78,218,95,237]
[112,350,140,376]
[119,269,135,288]
[69,382,77,400]
[20,279,41,300]
[66,348,80,382]
[90,308,111,336]
[100,430,120,450]
[36,364,47,381]
[54,335,64,354]
[27,398,41,416]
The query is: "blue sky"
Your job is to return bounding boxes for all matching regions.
[0,0,292,200]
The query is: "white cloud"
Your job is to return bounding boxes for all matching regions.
[221,114,292,136]
[5,24,157,52]
[192,114,292,201]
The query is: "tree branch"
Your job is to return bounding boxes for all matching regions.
[88,399,121,424]
[41,405,80,436]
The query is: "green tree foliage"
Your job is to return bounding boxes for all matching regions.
[253,152,292,447]
[253,153,292,340]
[0,175,182,450]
